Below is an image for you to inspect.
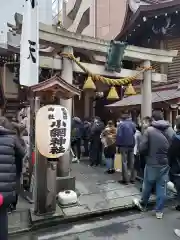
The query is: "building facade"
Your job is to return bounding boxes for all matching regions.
[0,0,52,50]
[62,0,127,39]
[62,0,172,39]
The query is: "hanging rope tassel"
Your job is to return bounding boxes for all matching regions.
[83,76,96,90]
[107,86,119,100]
[124,83,136,96]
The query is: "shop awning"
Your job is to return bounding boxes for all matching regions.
[106,88,180,107]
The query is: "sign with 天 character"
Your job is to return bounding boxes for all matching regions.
[35,105,71,158]
[20,0,39,86]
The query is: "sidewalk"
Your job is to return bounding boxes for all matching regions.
[9,160,175,234]
[8,196,31,234]
[60,161,151,216]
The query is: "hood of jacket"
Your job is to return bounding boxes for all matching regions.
[0,126,16,136]
[72,117,82,128]
[151,120,171,131]
[72,117,82,124]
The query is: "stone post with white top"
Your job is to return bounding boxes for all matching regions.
[56,46,75,193]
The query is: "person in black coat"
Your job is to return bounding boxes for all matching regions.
[89,117,104,166]
[168,115,180,211]
[71,117,83,160]
[82,120,91,157]
[0,117,25,240]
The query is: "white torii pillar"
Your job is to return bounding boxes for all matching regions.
[141,60,152,119]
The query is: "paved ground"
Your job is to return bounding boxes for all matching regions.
[8,161,175,234]
[72,159,121,185]
[8,196,31,234]
[64,160,143,215]
[9,206,180,239]
[9,161,143,233]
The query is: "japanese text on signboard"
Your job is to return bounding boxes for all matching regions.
[27,40,37,63]
[48,107,68,155]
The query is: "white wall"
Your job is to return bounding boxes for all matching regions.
[0,0,52,48]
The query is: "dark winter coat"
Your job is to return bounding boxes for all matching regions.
[0,127,25,207]
[71,117,83,142]
[116,119,136,148]
[139,120,174,166]
[90,121,104,142]
[168,132,180,175]
[83,121,91,140]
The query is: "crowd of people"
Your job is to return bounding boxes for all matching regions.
[1,110,180,238]
[71,110,180,224]
[133,110,180,236]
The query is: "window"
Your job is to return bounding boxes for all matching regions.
[52,0,63,23]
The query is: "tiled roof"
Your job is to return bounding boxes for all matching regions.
[116,0,179,40]
[143,0,174,4]
[106,89,180,107]
[30,75,81,99]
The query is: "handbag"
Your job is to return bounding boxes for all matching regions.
[114,153,122,172]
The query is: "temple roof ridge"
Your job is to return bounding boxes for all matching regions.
[128,0,149,13]
[116,0,179,40]
[129,0,175,13]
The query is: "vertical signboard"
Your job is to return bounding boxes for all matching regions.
[20,0,39,86]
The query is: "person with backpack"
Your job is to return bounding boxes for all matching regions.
[133,110,174,219]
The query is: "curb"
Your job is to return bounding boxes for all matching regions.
[8,197,175,236]
[9,204,137,236]
[9,227,31,236]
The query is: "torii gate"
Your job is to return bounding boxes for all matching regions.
[7,21,178,119]
[6,20,178,203]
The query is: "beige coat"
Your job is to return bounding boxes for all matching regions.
[101,125,116,148]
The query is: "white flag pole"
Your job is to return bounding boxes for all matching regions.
[19,0,40,204]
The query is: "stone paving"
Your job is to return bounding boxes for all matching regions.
[8,160,175,234]
[60,161,143,218]
[8,197,31,234]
